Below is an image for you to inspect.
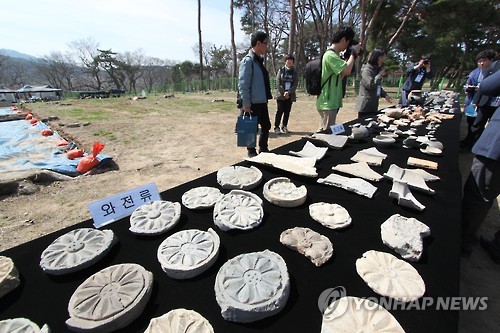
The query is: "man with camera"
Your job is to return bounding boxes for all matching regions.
[316,26,361,132]
[400,54,433,107]
[460,50,497,151]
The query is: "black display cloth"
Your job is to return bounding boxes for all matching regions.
[0,114,462,333]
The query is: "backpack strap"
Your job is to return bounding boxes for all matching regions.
[320,49,335,90]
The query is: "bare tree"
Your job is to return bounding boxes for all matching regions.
[387,0,420,49]
[36,52,77,91]
[360,0,384,51]
[230,0,238,79]
[288,0,297,55]
[118,50,145,94]
[0,54,8,85]
[68,37,103,90]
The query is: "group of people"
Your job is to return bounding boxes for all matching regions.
[461,50,499,262]
[237,27,432,155]
[238,28,499,264]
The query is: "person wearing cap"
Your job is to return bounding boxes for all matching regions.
[316,26,361,132]
[400,54,433,106]
[274,54,298,134]
[238,31,272,158]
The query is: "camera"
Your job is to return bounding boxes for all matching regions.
[423,58,430,65]
[346,39,364,58]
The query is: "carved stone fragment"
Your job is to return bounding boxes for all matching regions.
[262,177,307,207]
[246,152,318,177]
[213,190,264,231]
[420,146,443,156]
[372,135,396,148]
[279,227,333,266]
[356,250,425,302]
[305,133,348,150]
[216,166,263,190]
[129,200,181,235]
[381,214,430,261]
[0,256,20,298]
[144,308,214,333]
[389,181,425,211]
[181,186,223,209]
[321,296,405,333]
[351,147,387,166]
[309,202,352,229]
[289,141,328,161]
[214,250,290,323]
[0,318,50,333]
[407,157,438,170]
[40,228,117,275]
[66,263,153,333]
[384,164,435,194]
[157,228,220,279]
[318,173,377,198]
[332,161,383,182]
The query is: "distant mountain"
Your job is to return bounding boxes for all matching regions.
[0,49,38,61]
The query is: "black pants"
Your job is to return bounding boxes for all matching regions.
[462,155,500,248]
[460,115,477,148]
[274,99,293,128]
[248,103,271,151]
[470,105,497,141]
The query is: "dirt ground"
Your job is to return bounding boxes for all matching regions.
[0,92,498,332]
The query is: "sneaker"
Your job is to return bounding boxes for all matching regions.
[274,127,281,134]
[247,148,258,158]
[281,126,290,134]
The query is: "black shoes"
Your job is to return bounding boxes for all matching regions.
[259,147,269,154]
[247,148,258,158]
[247,147,269,157]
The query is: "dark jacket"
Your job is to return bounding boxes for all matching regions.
[464,67,481,106]
[275,66,298,102]
[402,65,432,91]
[355,63,387,114]
[472,68,500,161]
[472,60,499,107]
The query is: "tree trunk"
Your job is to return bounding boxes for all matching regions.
[198,0,204,91]
[387,0,420,49]
[230,0,237,82]
[288,0,297,55]
[361,0,384,51]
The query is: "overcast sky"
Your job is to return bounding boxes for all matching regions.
[1,0,246,62]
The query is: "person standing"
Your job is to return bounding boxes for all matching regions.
[465,52,499,152]
[238,31,272,157]
[354,47,393,118]
[274,54,298,134]
[316,26,360,132]
[460,50,497,151]
[401,54,433,106]
[461,67,500,261]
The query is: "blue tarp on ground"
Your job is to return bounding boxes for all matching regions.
[0,108,111,177]
[0,107,17,116]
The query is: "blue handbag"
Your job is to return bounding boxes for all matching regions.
[236,115,258,147]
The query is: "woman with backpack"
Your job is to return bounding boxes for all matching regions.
[354,47,393,118]
[274,54,298,134]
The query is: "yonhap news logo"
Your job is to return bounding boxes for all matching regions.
[318,286,488,320]
[318,286,348,320]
